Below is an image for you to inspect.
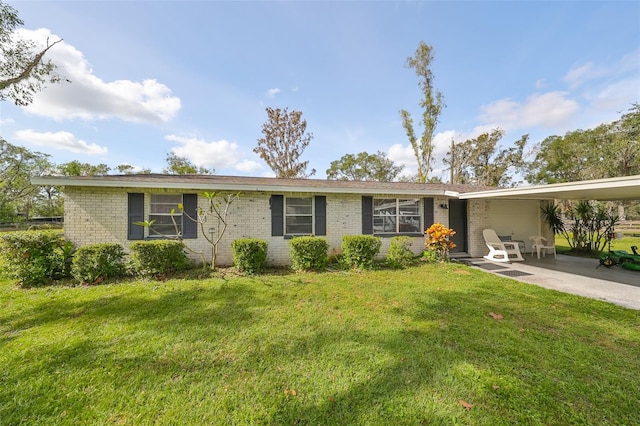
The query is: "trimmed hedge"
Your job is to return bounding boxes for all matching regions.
[386,236,417,269]
[0,230,74,287]
[129,240,190,277]
[290,236,329,271]
[71,243,126,284]
[231,238,268,274]
[341,235,382,270]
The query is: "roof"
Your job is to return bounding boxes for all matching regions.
[31,173,640,201]
[30,174,489,197]
[459,174,640,201]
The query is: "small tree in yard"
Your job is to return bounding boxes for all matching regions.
[136,192,240,271]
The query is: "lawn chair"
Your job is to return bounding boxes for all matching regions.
[529,236,556,259]
[482,229,525,262]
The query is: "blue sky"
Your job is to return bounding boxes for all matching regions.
[2,1,639,180]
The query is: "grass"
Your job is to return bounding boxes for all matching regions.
[555,235,640,256]
[1,264,639,425]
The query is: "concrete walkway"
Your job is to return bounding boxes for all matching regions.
[464,254,640,310]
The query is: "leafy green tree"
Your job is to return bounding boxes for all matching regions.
[326,151,404,181]
[444,129,528,187]
[399,41,445,183]
[526,104,640,184]
[0,0,64,106]
[162,152,213,175]
[254,107,315,178]
[57,160,110,176]
[0,138,54,221]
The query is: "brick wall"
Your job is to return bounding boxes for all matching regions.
[64,187,437,267]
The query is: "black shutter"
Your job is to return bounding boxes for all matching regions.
[182,194,198,239]
[362,196,373,234]
[314,196,326,236]
[127,193,144,240]
[423,198,434,232]
[270,195,284,236]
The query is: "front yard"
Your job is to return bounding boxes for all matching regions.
[1,263,639,425]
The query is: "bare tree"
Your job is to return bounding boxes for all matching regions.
[254,107,315,178]
[399,41,445,183]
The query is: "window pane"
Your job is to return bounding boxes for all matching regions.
[374,216,397,233]
[151,194,181,205]
[374,199,396,216]
[286,216,312,234]
[286,197,312,215]
[398,199,420,215]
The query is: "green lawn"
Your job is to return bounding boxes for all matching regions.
[1,264,639,425]
[555,235,640,255]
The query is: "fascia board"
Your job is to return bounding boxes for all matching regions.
[30,177,451,196]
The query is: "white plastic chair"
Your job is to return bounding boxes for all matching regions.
[529,236,556,259]
[482,229,524,262]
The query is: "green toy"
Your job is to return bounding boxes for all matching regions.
[599,246,640,271]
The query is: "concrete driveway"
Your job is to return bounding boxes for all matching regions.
[465,254,640,310]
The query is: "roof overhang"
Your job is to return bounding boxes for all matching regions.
[30,175,459,197]
[459,175,640,201]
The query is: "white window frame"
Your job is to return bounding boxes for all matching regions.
[148,194,183,238]
[373,198,422,234]
[285,196,314,235]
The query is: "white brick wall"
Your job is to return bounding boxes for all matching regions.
[63,187,442,267]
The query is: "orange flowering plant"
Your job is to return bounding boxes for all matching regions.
[424,223,456,261]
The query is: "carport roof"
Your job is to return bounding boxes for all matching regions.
[459,174,640,201]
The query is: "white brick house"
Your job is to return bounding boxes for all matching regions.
[31,174,562,266]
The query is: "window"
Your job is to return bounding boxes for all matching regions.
[373,198,421,234]
[149,194,183,237]
[285,197,313,235]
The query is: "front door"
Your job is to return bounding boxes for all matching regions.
[449,199,467,253]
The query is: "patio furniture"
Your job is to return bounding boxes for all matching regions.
[483,229,525,262]
[529,236,556,259]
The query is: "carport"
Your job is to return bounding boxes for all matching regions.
[457,174,640,310]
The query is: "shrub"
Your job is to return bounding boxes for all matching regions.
[129,240,190,277]
[231,238,268,274]
[386,236,417,269]
[424,223,456,262]
[290,236,329,271]
[0,230,74,287]
[341,235,382,270]
[71,243,126,284]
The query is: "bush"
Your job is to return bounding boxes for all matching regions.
[386,236,417,269]
[71,243,126,284]
[0,230,74,287]
[341,235,382,270]
[129,240,191,277]
[290,236,329,271]
[232,238,268,274]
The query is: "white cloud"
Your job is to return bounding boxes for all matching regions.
[165,134,262,173]
[0,117,15,125]
[18,28,181,123]
[563,62,596,90]
[13,129,108,155]
[479,92,580,131]
[267,88,281,98]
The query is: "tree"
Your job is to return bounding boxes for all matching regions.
[115,164,151,175]
[57,160,110,176]
[162,152,214,175]
[526,104,640,185]
[0,0,64,106]
[399,41,445,183]
[326,151,404,181]
[444,129,528,187]
[254,107,315,178]
[0,138,54,221]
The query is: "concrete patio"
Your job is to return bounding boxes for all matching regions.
[464,253,640,310]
